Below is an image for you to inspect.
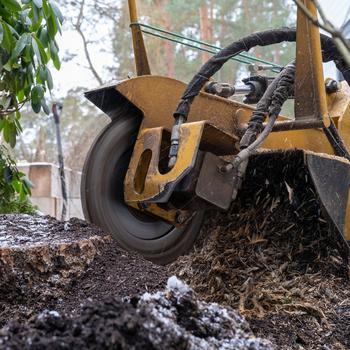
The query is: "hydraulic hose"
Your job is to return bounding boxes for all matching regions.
[174,28,349,120]
[168,28,350,168]
[223,62,295,172]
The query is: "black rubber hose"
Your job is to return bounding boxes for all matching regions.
[226,63,296,170]
[174,28,350,120]
[240,60,295,149]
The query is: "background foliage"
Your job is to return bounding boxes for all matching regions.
[0,144,35,213]
[112,0,295,81]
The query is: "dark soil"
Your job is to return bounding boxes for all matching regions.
[57,239,168,315]
[0,278,272,350]
[0,215,168,327]
[1,150,350,349]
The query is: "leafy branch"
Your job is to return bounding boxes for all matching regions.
[0,0,64,147]
[0,0,63,212]
[0,144,35,213]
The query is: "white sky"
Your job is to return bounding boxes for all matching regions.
[51,26,114,97]
[50,0,350,98]
[319,0,350,77]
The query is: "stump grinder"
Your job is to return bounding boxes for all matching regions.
[81,0,350,264]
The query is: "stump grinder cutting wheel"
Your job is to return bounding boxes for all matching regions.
[81,116,204,264]
[82,0,350,264]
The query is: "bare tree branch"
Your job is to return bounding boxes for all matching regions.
[0,98,29,116]
[313,0,350,52]
[92,1,119,24]
[74,0,104,85]
[293,0,350,66]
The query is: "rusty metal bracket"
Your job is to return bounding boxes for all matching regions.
[125,121,238,203]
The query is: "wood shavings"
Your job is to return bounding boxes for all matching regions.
[170,150,350,349]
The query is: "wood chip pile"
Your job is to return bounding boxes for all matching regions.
[170,151,350,349]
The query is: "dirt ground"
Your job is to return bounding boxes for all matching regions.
[1,151,350,349]
[59,238,168,315]
[0,216,270,350]
[0,278,272,350]
[0,215,168,327]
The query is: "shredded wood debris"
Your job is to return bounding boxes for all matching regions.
[170,151,350,349]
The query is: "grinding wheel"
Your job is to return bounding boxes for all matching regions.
[81,116,204,265]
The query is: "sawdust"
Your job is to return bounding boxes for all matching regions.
[170,150,350,349]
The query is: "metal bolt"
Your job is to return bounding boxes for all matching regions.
[176,212,187,224]
[325,79,339,94]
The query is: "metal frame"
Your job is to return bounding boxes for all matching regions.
[119,0,350,239]
[127,0,332,133]
[127,0,282,74]
[127,0,150,76]
[129,22,283,72]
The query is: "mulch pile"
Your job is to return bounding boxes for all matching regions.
[170,150,350,349]
[0,277,272,350]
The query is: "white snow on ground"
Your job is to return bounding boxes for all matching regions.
[0,215,86,248]
[138,277,273,350]
[37,310,60,322]
[166,275,191,293]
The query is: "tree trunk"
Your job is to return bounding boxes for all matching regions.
[242,0,252,32]
[199,3,213,64]
[162,11,175,77]
[33,127,46,162]
[272,49,280,65]
[152,0,175,77]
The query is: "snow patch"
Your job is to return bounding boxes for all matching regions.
[37,310,60,321]
[166,275,191,293]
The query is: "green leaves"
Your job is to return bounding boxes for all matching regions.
[0,23,3,44]
[37,65,53,91]
[46,67,53,90]
[1,21,14,52]
[11,33,30,60]
[47,10,58,37]
[50,40,60,69]
[32,34,48,64]
[50,1,64,23]
[31,84,45,113]
[0,145,36,213]
[31,84,44,103]
[0,0,63,119]
[0,0,63,205]
[0,0,21,12]
[39,28,49,47]
[33,0,43,9]
[3,120,17,147]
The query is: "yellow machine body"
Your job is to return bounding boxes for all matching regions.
[84,0,350,255]
[119,75,350,238]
